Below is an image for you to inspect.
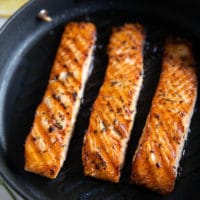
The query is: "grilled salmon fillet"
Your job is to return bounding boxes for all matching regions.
[131,38,197,194]
[25,22,96,179]
[82,24,145,183]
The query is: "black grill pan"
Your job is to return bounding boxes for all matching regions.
[0,0,200,199]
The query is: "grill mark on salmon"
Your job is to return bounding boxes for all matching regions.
[25,22,96,179]
[82,24,145,183]
[131,38,197,194]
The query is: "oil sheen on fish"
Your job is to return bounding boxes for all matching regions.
[25,22,96,179]
[131,38,197,194]
[82,24,145,183]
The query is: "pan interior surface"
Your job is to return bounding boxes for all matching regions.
[0,1,200,199]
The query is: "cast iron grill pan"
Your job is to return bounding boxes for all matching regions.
[0,0,200,199]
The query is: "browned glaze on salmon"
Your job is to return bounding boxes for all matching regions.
[131,38,197,194]
[25,22,96,179]
[82,24,145,183]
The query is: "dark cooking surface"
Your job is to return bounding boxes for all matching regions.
[0,0,200,199]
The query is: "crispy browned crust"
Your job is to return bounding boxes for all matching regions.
[24,22,96,179]
[82,24,145,183]
[131,38,197,194]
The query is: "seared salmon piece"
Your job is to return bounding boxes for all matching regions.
[25,22,96,179]
[131,38,197,194]
[82,24,145,183]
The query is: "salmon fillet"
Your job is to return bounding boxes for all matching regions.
[131,38,197,194]
[25,22,96,179]
[82,24,145,183]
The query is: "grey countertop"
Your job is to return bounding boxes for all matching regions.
[0,18,6,27]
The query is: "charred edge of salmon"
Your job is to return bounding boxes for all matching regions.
[82,23,145,183]
[24,22,96,179]
[131,37,197,195]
